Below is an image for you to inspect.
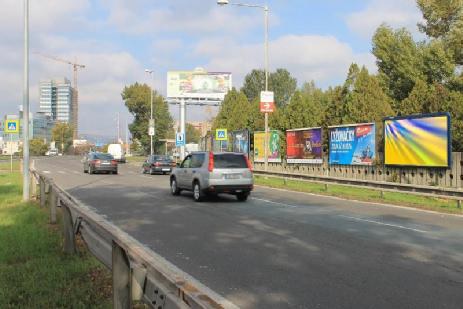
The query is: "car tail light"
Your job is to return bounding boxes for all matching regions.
[154,162,161,167]
[245,155,253,171]
[171,162,177,167]
[91,159,101,165]
[208,152,214,172]
[111,160,118,165]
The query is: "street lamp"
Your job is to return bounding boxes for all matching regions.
[145,69,154,156]
[217,0,270,170]
[23,0,30,201]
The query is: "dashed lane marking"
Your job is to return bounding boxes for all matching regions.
[338,215,429,233]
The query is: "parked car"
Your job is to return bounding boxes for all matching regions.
[142,155,175,175]
[107,144,126,163]
[82,152,118,174]
[170,152,253,202]
[46,148,59,156]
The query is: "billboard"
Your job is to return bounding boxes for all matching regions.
[230,130,250,155]
[167,71,232,100]
[384,113,451,167]
[254,131,281,163]
[286,128,323,164]
[329,123,376,165]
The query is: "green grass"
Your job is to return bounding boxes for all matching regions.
[0,172,112,308]
[0,160,20,172]
[255,175,463,214]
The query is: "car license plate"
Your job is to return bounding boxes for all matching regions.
[102,162,110,165]
[224,174,240,179]
[162,168,170,171]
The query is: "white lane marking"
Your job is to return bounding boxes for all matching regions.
[43,170,51,174]
[58,171,66,174]
[338,215,429,233]
[72,171,79,174]
[251,197,299,208]
[254,185,463,219]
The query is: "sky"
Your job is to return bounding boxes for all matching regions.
[0,0,423,137]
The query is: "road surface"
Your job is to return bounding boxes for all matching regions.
[36,157,463,309]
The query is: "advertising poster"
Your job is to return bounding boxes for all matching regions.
[329,123,376,165]
[230,130,250,155]
[254,131,282,163]
[286,128,323,164]
[384,113,450,167]
[167,71,232,100]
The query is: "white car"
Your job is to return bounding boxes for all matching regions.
[46,148,59,156]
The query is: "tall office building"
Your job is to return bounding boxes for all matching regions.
[39,78,73,124]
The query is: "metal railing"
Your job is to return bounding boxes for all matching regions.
[29,167,239,309]
[253,169,463,209]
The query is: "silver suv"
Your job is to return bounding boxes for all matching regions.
[170,152,253,202]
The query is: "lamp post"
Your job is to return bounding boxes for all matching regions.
[22,0,30,201]
[217,0,270,170]
[145,69,154,156]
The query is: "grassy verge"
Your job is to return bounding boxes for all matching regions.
[0,160,20,172]
[0,172,112,308]
[255,175,463,214]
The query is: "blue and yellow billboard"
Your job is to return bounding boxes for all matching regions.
[329,123,376,165]
[384,113,451,167]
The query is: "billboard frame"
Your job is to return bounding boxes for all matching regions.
[286,127,323,164]
[328,122,376,166]
[383,112,451,168]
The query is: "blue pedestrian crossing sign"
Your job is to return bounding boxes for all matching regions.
[176,132,185,146]
[5,120,19,133]
[215,128,228,141]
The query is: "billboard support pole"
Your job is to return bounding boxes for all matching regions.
[180,98,186,160]
[22,0,30,201]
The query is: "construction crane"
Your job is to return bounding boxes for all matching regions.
[34,52,85,139]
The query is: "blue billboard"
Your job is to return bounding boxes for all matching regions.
[329,123,376,165]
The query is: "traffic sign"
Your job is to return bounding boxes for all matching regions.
[148,126,155,136]
[5,120,19,133]
[215,128,228,141]
[260,91,275,113]
[176,132,185,146]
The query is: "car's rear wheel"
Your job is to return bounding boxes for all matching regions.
[113,170,118,175]
[193,182,204,202]
[171,178,181,195]
[150,167,154,175]
[89,166,94,174]
[236,192,249,201]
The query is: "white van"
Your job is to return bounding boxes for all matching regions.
[107,144,126,162]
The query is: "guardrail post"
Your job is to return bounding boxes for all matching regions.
[62,206,76,254]
[380,191,385,199]
[458,200,462,209]
[324,183,328,192]
[112,240,132,309]
[49,188,57,224]
[30,174,37,200]
[40,177,46,207]
[131,266,147,302]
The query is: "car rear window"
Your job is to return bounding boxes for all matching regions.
[154,155,170,161]
[95,153,114,160]
[213,154,248,169]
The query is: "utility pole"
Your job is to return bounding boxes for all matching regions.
[22,0,30,201]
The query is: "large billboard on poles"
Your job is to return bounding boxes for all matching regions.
[384,113,451,167]
[230,130,250,155]
[286,128,323,164]
[167,71,232,100]
[253,131,281,163]
[329,123,376,165]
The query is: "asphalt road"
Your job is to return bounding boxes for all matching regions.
[36,156,463,309]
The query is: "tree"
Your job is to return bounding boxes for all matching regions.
[213,88,253,130]
[372,25,424,102]
[29,138,48,156]
[51,122,73,153]
[241,68,297,108]
[186,123,201,144]
[280,90,324,129]
[417,0,463,38]
[342,66,394,124]
[122,83,173,154]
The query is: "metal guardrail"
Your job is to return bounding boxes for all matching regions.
[254,169,463,208]
[29,167,239,309]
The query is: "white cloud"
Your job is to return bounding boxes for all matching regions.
[194,35,377,88]
[346,0,422,39]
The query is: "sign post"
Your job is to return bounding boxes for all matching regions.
[260,91,274,171]
[215,129,227,152]
[5,120,20,173]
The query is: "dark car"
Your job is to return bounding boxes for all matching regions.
[83,152,118,174]
[142,155,175,175]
